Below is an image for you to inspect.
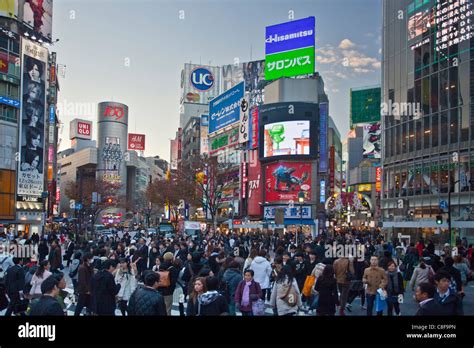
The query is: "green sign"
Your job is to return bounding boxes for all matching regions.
[265,46,314,80]
[210,128,238,152]
[350,87,381,126]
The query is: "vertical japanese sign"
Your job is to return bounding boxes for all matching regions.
[376,167,382,192]
[200,115,209,155]
[329,146,335,193]
[239,95,250,144]
[319,102,328,173]
[17,39,48,200]
[249,106,259,149]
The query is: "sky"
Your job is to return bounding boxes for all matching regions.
[53,0,382,161]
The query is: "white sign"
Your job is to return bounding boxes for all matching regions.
[239,96,250,144]
[185,221,201,230]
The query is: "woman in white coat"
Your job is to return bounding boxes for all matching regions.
[270,264,302,316]
[30,260,52,299]
[115,258,137,316]
[249,249,273,300]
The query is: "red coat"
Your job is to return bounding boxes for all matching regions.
[416,243,424,257]
[234,280,262,313]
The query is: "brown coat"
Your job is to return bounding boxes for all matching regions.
[77,264,93,295]
[362,266,388,295]
[333,258,355,284]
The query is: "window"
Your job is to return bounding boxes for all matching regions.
[449,67,458,109]
[423,116,430,149]
[430,74,438,113]
[402,122,407,153]
[439,69,448,110]
[409,120,414,152]
[0,36,8,50]
[432,114,439,147]
[416,119,422,151]
[449,108,458,144]
[440,111,448,145]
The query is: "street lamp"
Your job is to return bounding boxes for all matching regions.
[297,191,305,247]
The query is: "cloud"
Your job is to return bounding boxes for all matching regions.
[341,49,381,71]
[339,39,355,50]
[317,55,338,64]
[378,48,382,55]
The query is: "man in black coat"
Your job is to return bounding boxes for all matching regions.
[64,238,75,267]
[4,258,25,316]
[433,272,463,315]
[415,282,440,316]
[136,239,149,277]
[29,276,64,316]
[128,271,167,315]
[91,259,121,316]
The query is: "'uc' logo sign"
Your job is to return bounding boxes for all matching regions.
[190,67,214,91]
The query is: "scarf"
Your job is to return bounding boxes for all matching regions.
[241,281,252,307]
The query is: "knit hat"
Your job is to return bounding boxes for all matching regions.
[163,252,174,262]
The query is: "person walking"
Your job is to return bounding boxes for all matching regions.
[157,252,179,316]
[64,238,75,268]
[128,271,167,316]
[186,277,207,316]
[74,253,94,316]
[385,260,404,316]
[91,259,121,316]
[333,256,355,316]
[234,269,262,316]
[250,249,272,301]
[29,260,52,300]
[314,265,339,316]
[115,258,137,316]
[4,258,25,316]
[196,276,228,316]
[29,276,64,316]
[453,255,471,286]
[433,272,463,315]
[409,259,434,290]
[222,261,243,315]
[415,282,440,316]
[362,256,388,316]
[48,241,62,272]
[270,265,302,316]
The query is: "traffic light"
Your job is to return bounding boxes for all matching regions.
[106,197,113,204]
[436,215,443,225]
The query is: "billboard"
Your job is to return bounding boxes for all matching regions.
[209,127,239,155]
[98,102,128,125]
[181,64,221,104]
[264,162,312,202]
[265,17,315,80]
[239,95,249,144]
[128,133,145,151]
[249,106,259,149]
[70,119,92,140]
[350,87,381,126]
[221,60,268,106]
[209,81,244,134]
[247,150,262,216]
[407,9,433,40]
[319,102,328,173]
[376,167,382,192]
[0,0,17,18]
[17,38,48,200]
[200,114,209,155]
[21,0,53,41]
[263,120,310,158]
[170,139,178,170]
[363,123,381,159]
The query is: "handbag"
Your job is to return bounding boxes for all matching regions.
[302,275,316,297]
[375,293,387,313]
[251,299,265,316]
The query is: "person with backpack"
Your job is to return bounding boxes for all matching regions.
[314,264,339,316]
[222,260,243,315]
[29,260,52,300]
[270,264,302,316]
[196,276,228,316]
[234,269,263,316]
[156,252,179,316]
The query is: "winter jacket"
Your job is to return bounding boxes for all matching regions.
[453,262,470,284]
[409,265,433,290]
[250,256,272,289]
[438,265,462,292]
[386,271,405,296]
[362,266,388,295]
[128,285,167,316]
[314,276,339,315]
[48,246,62,270]
[115,269,137,301]
[29,295,64,316]
[294,261,307,291]
[157,262,179,297]
[69,259,81,281]
[29,270,53,296]
[222,268,243,302]
[77,264,93,295]
[91,270,121,315]
[270,277,302,316]
[434,290,463,315]
[333,258,355,285]
[5,264,25,295]
[197,291,228,316]
[234,279,262,313]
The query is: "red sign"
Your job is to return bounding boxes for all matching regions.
[241,161,247,199]
[0,52,8,73]
[329,146,335,193]
[250,106,259,149]
[48,145,54,163]
[376,167,382,192]
[265,161,312,202]
[247,150,262,216]
[56,186,60,202]
[77,121,91,137]
[104,106,125,120]
[128,133,146,151]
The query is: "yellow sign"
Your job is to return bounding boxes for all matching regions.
[358,184,372,192]
[103,173,121,182]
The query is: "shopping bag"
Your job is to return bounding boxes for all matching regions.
[302,275,316,297]
[252,299,265,316]
[375,293,387,313]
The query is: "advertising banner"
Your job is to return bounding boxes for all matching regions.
[265,16,315,55]
[170,139,178,170]
[376,167,382,192]
[363,122,381,159]
[329,145,335,192]
[128,133,145,151]
[319,102,328,173]
[0,51,9,73]
[265,162,312,202]
[263,206,312,219]
[265,46,315,80]
[263,120,310,158]
[181,64,221,104]
[209,128,239,155]
[17,38,48,200]
[70,119,92,140]
[249,106,259,150]
[320,179,325,203]
[200,114,209,155]
[247,150,262,216]
[239,96,249,144]
[350,87,381,126]
[21,0,53,41]
[209,81,244,134]
[0,0,17,18]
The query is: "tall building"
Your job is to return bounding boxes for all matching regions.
[382,0,474,244]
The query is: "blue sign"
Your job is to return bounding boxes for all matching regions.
[209,81,244,134]
[265,16,315,55]
[320,180,326,203]
[49,106,55,123]
[264,206,312,219]
[440,200,448,209]
[75,203,83,210]
[0,96,20,108]
[190,67,214,91]
[319,102,328,172]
